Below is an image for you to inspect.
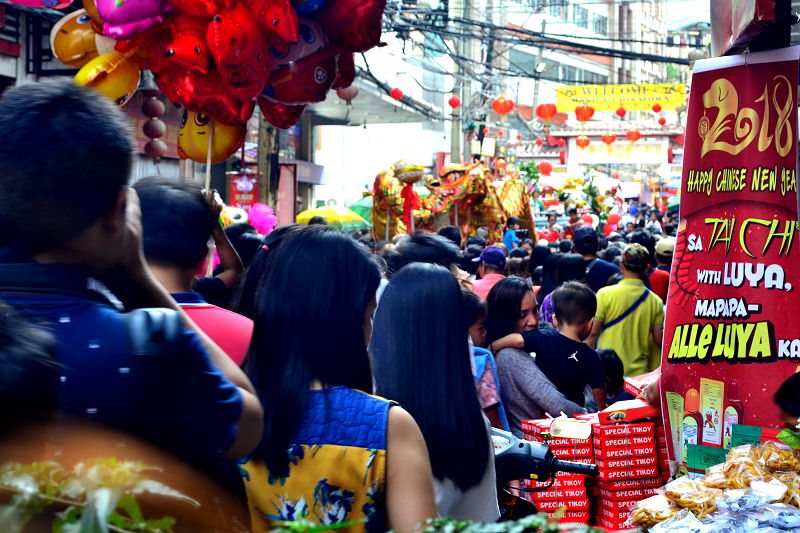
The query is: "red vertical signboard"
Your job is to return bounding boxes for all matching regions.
[660,47,800,466]
[228,172,259,211]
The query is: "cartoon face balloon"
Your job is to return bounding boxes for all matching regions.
[50,10,99,68]
[207,2,271,101]
[74,51,140,106]
[96,0,169,39]
[263,18,335,105]
[177,110,247,164]
[244,0,298,54]
[157,69,254,126]
[162,14,210,74]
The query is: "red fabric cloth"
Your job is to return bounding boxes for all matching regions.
[472,273,505,301]
[649,269,669,303]
[400,182,421,229]
[181,304,254,365]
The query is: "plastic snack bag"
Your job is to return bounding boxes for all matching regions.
[650,508,710,533]
[759,440,800,473]
[703,463,728,490]
[631,494,682,528]
[764,503,800,529]
[665,477,722,518]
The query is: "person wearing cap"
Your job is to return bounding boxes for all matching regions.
[587,243,664,377]
[472,246,506,300]
[655,236,675,274]
[574,226,620,293]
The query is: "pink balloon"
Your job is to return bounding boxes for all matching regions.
[96,0,169,39]
[248,203,276,234]
[8,0,72,6]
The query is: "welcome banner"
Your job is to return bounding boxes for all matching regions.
[659,46,800,465]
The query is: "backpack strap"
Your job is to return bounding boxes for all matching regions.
[601,289,650,331]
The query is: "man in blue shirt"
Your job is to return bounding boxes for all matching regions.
[0,80,262,470]
[574,226,621,293]
[503,216,521,250]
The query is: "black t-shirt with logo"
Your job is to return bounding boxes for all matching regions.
[520,327,605,406]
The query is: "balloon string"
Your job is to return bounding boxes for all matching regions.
[205,119,214,191]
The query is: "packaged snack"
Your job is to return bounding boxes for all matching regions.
[594,444,656,459]
[597,465,660,480]
[771,471,800,508]
[593,434,656,449]
[598,486,661,501]
[594,421,655,437]
[631,494,682,528]
[596,455,658,470]
[700,512,746,533]
[664,477,722,518]
[598,476,663,490]
[723,451,769,489]
[534,498,589,512]
[649,508,709,533]
[758,440,800,473]
[715,486,782,514]
[528,486,587,500]
[763,502,800,529]
[702,464,728,489]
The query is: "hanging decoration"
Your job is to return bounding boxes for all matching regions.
[496,158,507,174]
[615,106,627,118]
[535,103,557,122]
[448,95,461,109]
[658,117,667,126]
[626,129,642,143]
[394,161,424,232]
[576,135,590,148]
[142,94,167,160]
[652,103,662,113]
[575,103,595,123]
[482,127,490,134]
[601,133,616,146]
[559,150,566,164]
[389,88,403,100]
[535,138,544,146]
[497,130,504,137]
[516,134,523,141]
[557,138,566,147]
[538,161,552,176]
[674,134,685,145]
[491,94,515,115]
[336,86,359,103]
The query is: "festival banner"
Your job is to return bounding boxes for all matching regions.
[659,46,800,467]
[556,83,686,111]
[227,172,259,210]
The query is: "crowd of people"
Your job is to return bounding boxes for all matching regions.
[0,79,798,533]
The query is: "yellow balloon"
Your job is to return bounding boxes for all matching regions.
[82,0,104,33]
[50,10,99,68]
[74,51,140,106]
[177,110,246,164]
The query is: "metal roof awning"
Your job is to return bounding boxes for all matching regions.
[309,74,441,126]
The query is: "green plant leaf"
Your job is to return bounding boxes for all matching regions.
[777,429,800,449]
[117,493,145,524]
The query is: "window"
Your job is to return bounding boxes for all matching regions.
[549,0,566,18]
[530,0,545,10]
[572,5,589,28]
[509,49,538,74]
[593,15,608,35]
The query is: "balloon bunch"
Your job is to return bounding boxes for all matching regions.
[51,0,385,162]
[248,203,278,234]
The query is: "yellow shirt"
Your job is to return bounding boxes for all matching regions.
[595,278,664,377]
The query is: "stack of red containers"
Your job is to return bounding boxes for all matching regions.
[520,419,594,524]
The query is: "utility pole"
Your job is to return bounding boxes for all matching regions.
[449,0,466,164]
[531,19,547,113]
[256,113,278,205]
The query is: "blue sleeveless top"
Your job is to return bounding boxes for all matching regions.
[240,386,392,533]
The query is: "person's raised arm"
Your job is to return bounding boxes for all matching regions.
[490,333,524,354]
[503,349,585,417]
[386,406,437,533]
[118,189,262,459]
[205,190,245,289]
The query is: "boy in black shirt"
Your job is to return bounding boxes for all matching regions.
[490,282,606,409]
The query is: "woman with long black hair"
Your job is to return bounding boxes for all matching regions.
[486,277,585,437]
[240,226,436,533]
[371,263,499,522]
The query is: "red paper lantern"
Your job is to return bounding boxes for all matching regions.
[674,134,685,145]
[658,117,667,126]
[614,172,620,178]
[496,158,507,172]
[615,106,627,118]
[576,135,590,148]
[491,94,515,115]
[497,130,504,137]
[448,95,461,109]
[626,129,642,143]
[535,103,557,122]
[390,88,403,100]
[482,127,489,134]
[601,133,616,146]
[516,134,523,141]
[575,104,595,122]
[559,150,566,164]
[557,138,566,147]
[652,103,662,113]
[535,138,544,146]
[538,161,553,176]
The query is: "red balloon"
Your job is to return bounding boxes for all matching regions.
[156,69,254,125]
[163,14,210,74]
[604,224,614,237]
[171,0,232,16]
[244,0,299,53]
[333,52,356,89]
[658,117,667,126]
[448,95,461,109]
[390,88,403,100]
[615,106,627,118]
[257,97,307,129]
[607,213,621,225]
[317,0,387,52]
[581,214,593,225]
[207,2,271,101]
[538,161,552,176]
[265,18,336,105]
[652,103,662,113]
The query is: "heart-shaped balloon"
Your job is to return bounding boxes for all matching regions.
[317,0,386,52]
[257,97,306,129]
[207,2,271,101]
[332,52,355,89]
[244,0,298,54]
[156,69,254,125]
[95,0,169,39]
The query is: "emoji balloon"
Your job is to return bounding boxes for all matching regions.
[74,51,140,106]
[82,0,104,32]
[96,0,169,39]
[257,97,306,129]
[317,0,386,52]
[244,0,298,53]
[263,18,335,105]
[50,10,99,68]
[207,2,271,101]
[177,110,247,164]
